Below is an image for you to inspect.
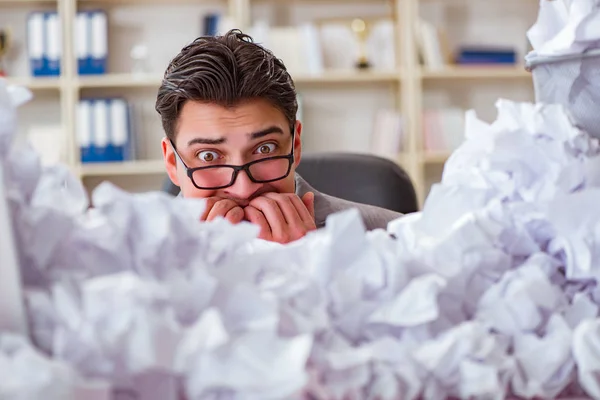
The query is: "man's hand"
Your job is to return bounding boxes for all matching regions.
[244,192,316,244]
[200,197,245,224]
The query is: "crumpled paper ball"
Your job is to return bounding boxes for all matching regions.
[527,0,600,57]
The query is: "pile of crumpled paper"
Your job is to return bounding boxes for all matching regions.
[4,80,600,399]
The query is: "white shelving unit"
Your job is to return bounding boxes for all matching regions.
[1,0,538,207]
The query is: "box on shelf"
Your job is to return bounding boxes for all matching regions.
[77,97,134,163]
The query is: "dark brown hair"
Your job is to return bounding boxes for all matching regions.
[155,29,298,141]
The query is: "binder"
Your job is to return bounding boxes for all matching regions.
[27,12,45,77]
[45,12,61,76]
[92,98,110,160]
[79,98,132,163]
[75,12,90,75]
[77,99,94,162]
[89,11,108,74]
[108,98,131,161]
[77,10,107,75]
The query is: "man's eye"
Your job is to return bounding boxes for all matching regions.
[197,150,219,162]
[256,143,276,155]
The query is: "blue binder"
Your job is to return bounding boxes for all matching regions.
[77,10,108,75]
[27,12,45,77]
[45,12,61,76]
[79,98,132,163]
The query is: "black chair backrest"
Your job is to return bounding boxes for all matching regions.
[296,152,418,214]
[161,152,419,214]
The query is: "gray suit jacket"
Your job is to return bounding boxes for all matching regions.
[294,174,402,231]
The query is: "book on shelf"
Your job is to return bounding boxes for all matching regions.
[370,109,404,160]
[248,22,323,75]
[201,13,236,37]
[415,18,451,69]
[455,46,517,65]
[77,98,135,163]
[203,13,220,36]
[423,108,465,153]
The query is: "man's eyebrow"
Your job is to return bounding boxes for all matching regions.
[185,126,284,147]
[187,137,226,146]
[248,126,285,140]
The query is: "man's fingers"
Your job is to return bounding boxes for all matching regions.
[263,192,302,225]
[249,196,287,240]
[289,193,314,225]
[224,206,244,224]
[244,206,271,240]
[301,192,315,220]
[200,198,218,221]
[206,199,239,221]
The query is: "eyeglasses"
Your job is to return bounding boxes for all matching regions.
[170,129,295,190]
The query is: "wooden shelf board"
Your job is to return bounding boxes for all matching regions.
[80,160,166,177]
[78,0,223,3]
[74,71,401,88]
[421,151,452,164]
[0,0,56,3]
[293,69,402,84]
[75,73,163,89]
[420,65,531,80]
[5,76,62,90]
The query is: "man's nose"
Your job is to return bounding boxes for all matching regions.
[223,170,262,202]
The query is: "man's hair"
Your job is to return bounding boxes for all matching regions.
[155,29,298,141]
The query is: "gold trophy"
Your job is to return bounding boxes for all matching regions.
[350,18,370,69]
[0,29,10,76]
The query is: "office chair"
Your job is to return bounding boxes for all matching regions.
[161,152,419,214]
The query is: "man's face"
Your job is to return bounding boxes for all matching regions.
[162,99,302,205]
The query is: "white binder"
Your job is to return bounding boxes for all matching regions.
[77,100,92,147]
[92,99,109,150]
[109,98,128,147]
[45,12,61,76]
[27,12,45,76]
[75,12,90,74]
[90,11,108,74]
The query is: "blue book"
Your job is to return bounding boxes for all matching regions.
[203,13,220,36]
[456,47,517,64]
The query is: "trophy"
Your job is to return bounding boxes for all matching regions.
[130,43,149,76]
[0,29,10,76]
[350,18,370,69]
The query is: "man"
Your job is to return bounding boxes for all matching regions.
[156,29,402,244]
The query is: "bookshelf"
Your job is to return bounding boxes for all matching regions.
[1,0,538,207]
